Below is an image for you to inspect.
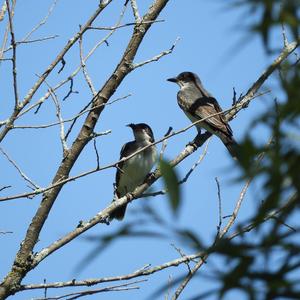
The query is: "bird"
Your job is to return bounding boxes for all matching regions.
[167,71,239,159]
[110,123,157,221]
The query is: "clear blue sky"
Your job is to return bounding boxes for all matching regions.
[1,0,281,299]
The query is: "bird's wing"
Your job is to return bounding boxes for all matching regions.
[115,141,136,189]
[189,96,232,137]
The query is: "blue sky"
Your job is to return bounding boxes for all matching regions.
[0,0,284,299]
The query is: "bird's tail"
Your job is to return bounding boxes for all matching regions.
[110,203,127,221]
[220,134,240,161]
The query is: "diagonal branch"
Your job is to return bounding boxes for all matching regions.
[0,147,40,189]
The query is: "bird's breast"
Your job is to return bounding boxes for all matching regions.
[117,146,157,196]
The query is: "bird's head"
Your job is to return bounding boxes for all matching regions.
[167,71,201,88]
[127,123,155,143]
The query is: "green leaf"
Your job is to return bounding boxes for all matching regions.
[159,159,181,215]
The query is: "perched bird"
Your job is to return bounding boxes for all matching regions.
[110,123,157,221]
[167,71,239,159]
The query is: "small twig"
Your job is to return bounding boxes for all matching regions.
[179,138,210,184]
[270,215,297,232]
[32,280,145,300]
[130,0,141,22]
[47,85,69,154]
[0,1,7,22]
[0,230,13,234]
[215,177,223,236]
[79,27,97,96]
[64,93,130,140]
[93,139,100,169]
[22,0,58,42]
[232,87,237,106]
[281,23,288,48]
[0,185,11,192]
[0,147,40,189]
[132,37,180,69]
[0,57,11,61]
[62,77,79,101]
[171,243,192,272]
[160,126,173,160]
[6,0,19,106]
[58,57,66,74]
[16,35,59,45]
[88,19,164,31]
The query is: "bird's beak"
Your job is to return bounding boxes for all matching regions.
[126,123,135,129]
[167,77,177,83]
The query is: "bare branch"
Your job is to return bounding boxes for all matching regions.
[88,19,164,31]
[226,39,300,121]
[15,35,59,46]
[93,139,100,169]
[23,0,58,42]
[0,147,40,189]
[179,139,210,184]
[32,280,144,300]
[13,96,130,129]
[0,185,11,192]
[215,177,223,236]
[79,28,97,96]
[47,85,69,154]
[0,230,13,234]
[160,126,173,160]
[6,0,19,106]
[0,0,7,22]
[130,0,141,22]
[132,37,180,69]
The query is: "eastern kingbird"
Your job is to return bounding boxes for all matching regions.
[110,123,157,221]
[167,71,239,159]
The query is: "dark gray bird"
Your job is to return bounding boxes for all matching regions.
[167,71,239,159]
[110,123,157,221]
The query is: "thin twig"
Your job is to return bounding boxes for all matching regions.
[179,138,210,184]
[47,85,69,154]
[79,27,97,96]
[0,147,40,189]
[93,139,100,169]
[130,0,141,22]
[88,19,164,31]
[215,177,223,236]
[132,37,180,69]
[0,230,13,234]
[0,0,7,22]
[0,185,11,192]
[6,0,19,106]
[160,126,173,160]
[32,280,145,300]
